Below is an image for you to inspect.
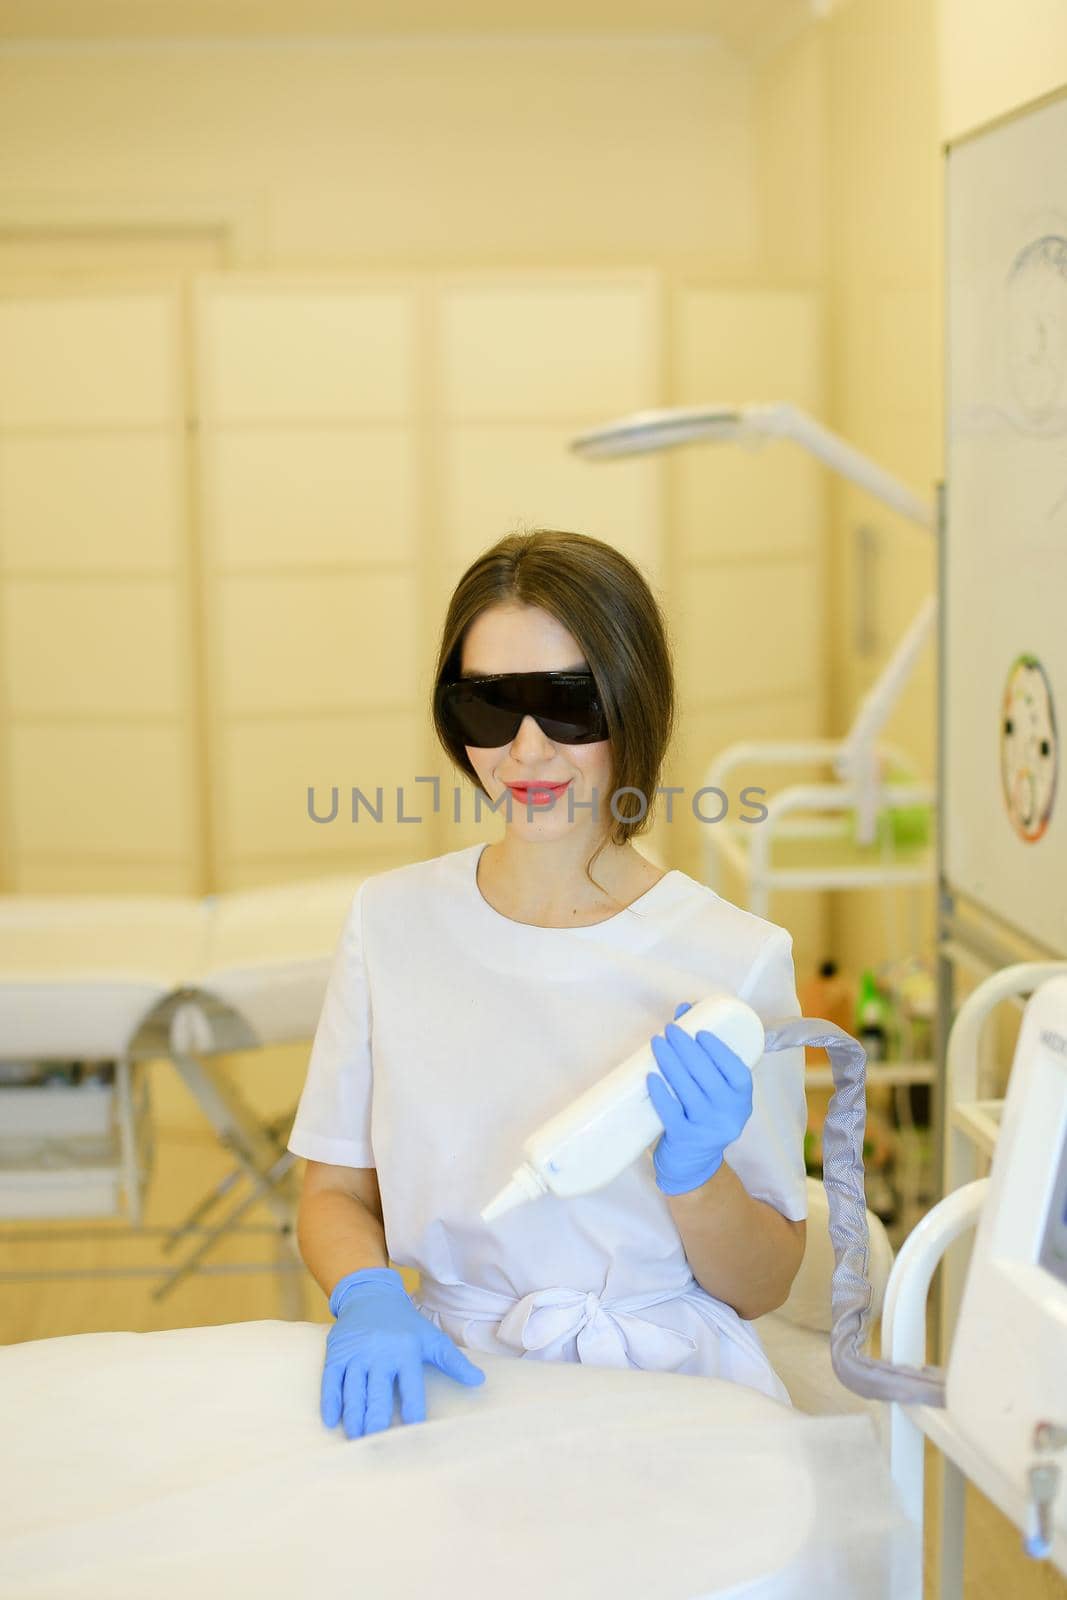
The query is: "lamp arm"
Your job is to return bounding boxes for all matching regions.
[750,404,935,530]
[570,398,939,848]
[837,593,939,779]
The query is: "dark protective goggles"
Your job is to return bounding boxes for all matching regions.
[435,671,610,747]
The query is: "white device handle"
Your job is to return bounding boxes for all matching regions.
[481,997,947,1407]
[481,990,764,1221]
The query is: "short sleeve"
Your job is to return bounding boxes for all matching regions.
[286,879,375,1168]
[721,930,808,1222]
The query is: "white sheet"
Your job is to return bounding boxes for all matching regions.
[0,876,364,1059]
[0,1319,913,1599]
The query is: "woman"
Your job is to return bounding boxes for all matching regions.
[288,528,808,1440]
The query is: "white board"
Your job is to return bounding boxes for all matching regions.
[945,89,1067,956]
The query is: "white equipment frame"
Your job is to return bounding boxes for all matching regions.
[882,962,1067,1597]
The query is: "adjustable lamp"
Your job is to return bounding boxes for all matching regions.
[570,403,937,844]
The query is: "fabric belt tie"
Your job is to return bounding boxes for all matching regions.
[416,1279,699,1372]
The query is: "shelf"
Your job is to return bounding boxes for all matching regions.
[707,823,934,895]
[0,1134,128,1220]
[805,1058,936,1089]
[950,1099,1004,1160]
[0,1072,153,1221]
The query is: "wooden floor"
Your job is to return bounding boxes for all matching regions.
[1,1119,1064,1600]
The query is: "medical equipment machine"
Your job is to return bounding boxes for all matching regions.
[945,974,1067,1559]
[480,988,765,1220]
[880,971,1067,1591]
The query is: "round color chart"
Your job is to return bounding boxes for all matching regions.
[1000,653,1058,842]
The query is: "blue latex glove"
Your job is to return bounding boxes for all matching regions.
[646,1000,755,1196]
[322,1266,485,1439]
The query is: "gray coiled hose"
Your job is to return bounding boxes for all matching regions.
[764,1018,946,1406]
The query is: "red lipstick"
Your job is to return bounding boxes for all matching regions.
[506,780,572,807]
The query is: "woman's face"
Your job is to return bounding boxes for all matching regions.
[460,603,613,838]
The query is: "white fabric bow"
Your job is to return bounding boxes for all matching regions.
[419,1279,698,1372]
[497,1287,698,1370]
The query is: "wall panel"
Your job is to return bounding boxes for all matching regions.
[669,284,828,970]
[0,285,198,892]
[195,276,424,886]
[0,271,824,922]
[432,273,664,859]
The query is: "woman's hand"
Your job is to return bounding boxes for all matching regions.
[646,1000,755,1196]
[322,1267,485,1438]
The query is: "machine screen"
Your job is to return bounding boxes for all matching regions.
[1038,1120,1067,1288]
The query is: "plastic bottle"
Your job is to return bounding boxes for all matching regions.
[856,968,889,1063]
[480,989,765,1222]
[797,960,856,1176]
[797,960,856,1061]
[855,968,899,1224]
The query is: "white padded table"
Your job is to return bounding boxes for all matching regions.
[0,1320,911,1599]
[0,875,366,1060]
[0,877,365,1297]
[0,896,206,1062]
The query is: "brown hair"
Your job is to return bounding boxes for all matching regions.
[431,528,676,909]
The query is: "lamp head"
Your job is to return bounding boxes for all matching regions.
[570,405,753,459]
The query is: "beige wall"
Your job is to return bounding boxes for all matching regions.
[0,31,827,906]
[939,0,1067,142]
[0,34,834,1150]
[752,0,942,990]
[753,25,826,289]
[0,38,756,268]
[823,0,941,980]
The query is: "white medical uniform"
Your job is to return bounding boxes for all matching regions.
[287,842,808,1405]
